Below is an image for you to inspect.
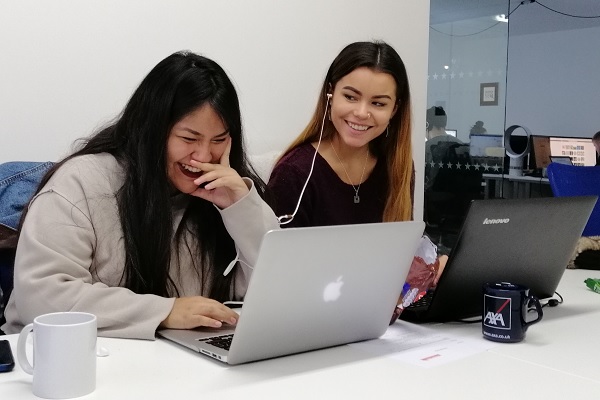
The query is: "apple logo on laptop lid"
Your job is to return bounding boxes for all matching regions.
[323,276,344,302]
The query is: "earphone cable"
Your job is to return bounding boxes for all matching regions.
[222,246,254,276]
[224,97,331,275]
[277,97,330,225]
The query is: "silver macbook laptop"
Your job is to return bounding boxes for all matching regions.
[158,221,424,365]
[401,196,596,322]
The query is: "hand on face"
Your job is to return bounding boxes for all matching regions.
[188,138,250,208]
[160,296,239,330]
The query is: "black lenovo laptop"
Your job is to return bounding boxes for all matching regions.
[401,196,597,322]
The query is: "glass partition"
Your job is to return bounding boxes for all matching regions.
[425,2,509,250]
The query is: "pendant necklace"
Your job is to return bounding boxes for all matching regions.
[330,143,369,204]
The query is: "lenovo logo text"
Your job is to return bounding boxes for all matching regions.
[482,217,510,225]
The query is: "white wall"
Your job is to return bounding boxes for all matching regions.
[506,25,600,138]
[0,0,430,219]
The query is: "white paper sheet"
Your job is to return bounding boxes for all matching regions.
[349,321,497,368]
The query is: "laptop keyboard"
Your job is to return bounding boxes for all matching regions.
[406,290,434,310]
[199,334,234,350]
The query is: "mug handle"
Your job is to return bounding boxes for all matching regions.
[523,295,544,328]
[17,323,34,375]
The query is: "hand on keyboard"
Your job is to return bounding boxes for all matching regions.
[160,296,239,330]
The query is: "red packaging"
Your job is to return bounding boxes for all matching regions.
[390,236,440,324]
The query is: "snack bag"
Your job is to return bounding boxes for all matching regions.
[390,236,440,324]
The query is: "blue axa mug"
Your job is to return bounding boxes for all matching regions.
[482,282,543,343]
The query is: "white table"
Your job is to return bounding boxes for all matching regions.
[2,269,599,399]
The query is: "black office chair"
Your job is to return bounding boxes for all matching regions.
[424,142,483,249]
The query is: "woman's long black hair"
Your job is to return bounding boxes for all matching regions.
[22,51,266,301]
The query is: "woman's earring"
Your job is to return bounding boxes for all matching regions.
[386,126,390,138]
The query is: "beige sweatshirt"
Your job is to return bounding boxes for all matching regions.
[2,153,278,339]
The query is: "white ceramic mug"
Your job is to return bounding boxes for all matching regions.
[17,312,97,399]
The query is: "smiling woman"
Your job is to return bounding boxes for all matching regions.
[1,51,279,339]
[267,41,447,323]
[267,40,414,227]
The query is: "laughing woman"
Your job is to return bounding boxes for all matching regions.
[1,51,278,339]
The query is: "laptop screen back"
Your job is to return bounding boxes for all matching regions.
[159,221,425,364]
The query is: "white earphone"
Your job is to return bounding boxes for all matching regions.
[223,246,254,276]
[277,92,332,225]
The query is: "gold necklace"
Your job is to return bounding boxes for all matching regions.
[330,142,369,204]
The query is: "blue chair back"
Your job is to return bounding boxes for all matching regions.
[547,162,600,236]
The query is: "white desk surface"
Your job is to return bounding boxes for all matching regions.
[2,269,599,399]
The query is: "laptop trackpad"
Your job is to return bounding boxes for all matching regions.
[194,325,236,339]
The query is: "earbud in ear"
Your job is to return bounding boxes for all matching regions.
[326,93,332,99]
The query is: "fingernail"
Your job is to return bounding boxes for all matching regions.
[230,317,237,325]
[213,320,222,328]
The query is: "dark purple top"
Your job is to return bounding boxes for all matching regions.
[268,143,388,228]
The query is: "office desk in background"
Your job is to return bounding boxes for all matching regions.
[1,269,599,399]
[483,173,551,199]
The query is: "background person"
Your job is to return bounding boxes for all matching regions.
[592,131,600,166]
[2,51,278,339]
[424,106,463,190]
[469,120,487,136]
